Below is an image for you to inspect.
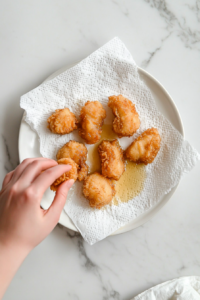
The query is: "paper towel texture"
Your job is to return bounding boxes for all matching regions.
[133,276,200,299]
[20,37,200,244]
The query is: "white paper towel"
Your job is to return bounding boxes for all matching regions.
[20,37,200,244]
[132,276,200,299]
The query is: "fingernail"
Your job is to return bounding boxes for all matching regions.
[61,164,72,169]
[66,179,74,188]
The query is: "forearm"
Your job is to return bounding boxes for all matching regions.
[0,241,29,299]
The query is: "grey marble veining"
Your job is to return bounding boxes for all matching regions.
[0,0,200,299]
[141,0,200,67]
[60,225,121,299]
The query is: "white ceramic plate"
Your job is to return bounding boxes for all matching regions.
[18,64,184,235]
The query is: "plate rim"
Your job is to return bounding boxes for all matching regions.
[18,64,184,236]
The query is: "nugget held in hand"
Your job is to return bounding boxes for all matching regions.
[125,128,161,165]
[47,108,78,134]
[50,158,78,191]
[78,101,106,144]
[98,139,125,181]
[83,173,115,209]
[57,140,88,181]
[108,95,140,137]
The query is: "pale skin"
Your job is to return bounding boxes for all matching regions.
[0,157,74,300]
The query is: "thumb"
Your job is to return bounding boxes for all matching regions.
[46,179,74,224]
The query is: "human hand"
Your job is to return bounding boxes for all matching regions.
[0,157,74,253]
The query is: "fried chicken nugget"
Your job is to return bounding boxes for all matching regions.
[125,128,161,165]
[50,158,78,191]
[83,173,115,209]
[47,108,78,134]
[98,140,125,181]
[78,101,106,144]
[57,140,88,181]
[108,95,140,137]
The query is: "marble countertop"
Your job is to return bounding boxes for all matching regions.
[1,0,200,299]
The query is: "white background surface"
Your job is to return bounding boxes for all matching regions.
[0,1,200,299]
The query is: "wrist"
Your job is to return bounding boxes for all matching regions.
[0,238,31,281]
[0,238,30,263]
[0,240,30,299]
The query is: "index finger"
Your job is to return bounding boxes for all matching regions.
[2,170,14,188]
[11,157,51,182]
[31,164,72,195]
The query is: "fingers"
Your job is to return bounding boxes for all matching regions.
[46,179,74,223]
[11,157,50,183]
[2,170,14,188]
[31,164,72,195]
[17,159,57,189]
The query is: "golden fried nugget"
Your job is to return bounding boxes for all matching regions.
[57,140,88,181]
[98,139,125,181]
[83,173,115,209]
[108,95,140,137]
[47,108,78,134]
[50,158,78,191]
[78,101,106,144]
[125,128,161,165]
